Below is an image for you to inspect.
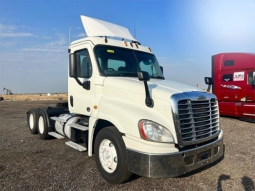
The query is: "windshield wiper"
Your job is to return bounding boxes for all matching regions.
[151,76,165,79]
[120,72,138,77]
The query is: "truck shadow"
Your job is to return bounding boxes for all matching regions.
[217,175,255,191]
[217,174,231,191]
[241,176,255,191]
[127,174,141,183]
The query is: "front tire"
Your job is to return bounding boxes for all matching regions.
[94,126,132,184]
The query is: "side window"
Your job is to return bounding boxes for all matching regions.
[222,74,233,82]
[248,71,255,85]
[75,49,92,78]
[224,60,234,66]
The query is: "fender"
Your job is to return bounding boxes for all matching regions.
[40,107,69,128]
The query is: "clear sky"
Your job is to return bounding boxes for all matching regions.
[0,0,254,94]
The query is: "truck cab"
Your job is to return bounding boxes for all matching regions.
[211,53,255,121]
[27,16,224,184]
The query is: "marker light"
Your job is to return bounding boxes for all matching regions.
[138,120,174,143]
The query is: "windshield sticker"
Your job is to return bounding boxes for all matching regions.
[107,50,114,53]
[233,71,244,81]
[221,84,241,89]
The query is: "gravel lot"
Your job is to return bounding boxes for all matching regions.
[0,100,254,191]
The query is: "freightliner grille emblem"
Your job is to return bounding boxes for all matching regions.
[197,95,206,101]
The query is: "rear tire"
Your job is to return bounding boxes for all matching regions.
[38,110,52,140]
[94,126,132,184]
[27,109,39,134]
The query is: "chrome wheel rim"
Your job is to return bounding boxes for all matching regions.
[38,116,44,134]
[29,114,34,130]
[99,139,117,173]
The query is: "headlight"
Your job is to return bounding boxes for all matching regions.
[138,120,174,143]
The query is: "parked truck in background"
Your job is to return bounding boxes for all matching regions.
[208,53,255,122]
[27,16,224,184]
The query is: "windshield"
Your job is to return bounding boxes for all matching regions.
[95,45,164,79]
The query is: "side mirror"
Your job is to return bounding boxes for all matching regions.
[137,71,150,81]
[253,72,255,85]
[204,77,213,85]
[69,53,77,77]
[252,76,255,85]
[137,71,153,107]
[204,77,213,92]
[160,66,164,74]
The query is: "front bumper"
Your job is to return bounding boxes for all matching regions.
[126,135,224,178]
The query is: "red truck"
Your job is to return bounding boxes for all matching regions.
[205,53,255,122]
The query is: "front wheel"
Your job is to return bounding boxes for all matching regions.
[94,126,132,184]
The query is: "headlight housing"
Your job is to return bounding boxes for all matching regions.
[138,120,174,143]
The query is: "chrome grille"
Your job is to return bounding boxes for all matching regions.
[178,98,219,142]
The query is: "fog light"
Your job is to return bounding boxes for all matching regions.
[184,155,194,165]
[214,146,219,155]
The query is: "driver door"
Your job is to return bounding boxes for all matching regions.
[243,71,255,117]
[68,43,95,115]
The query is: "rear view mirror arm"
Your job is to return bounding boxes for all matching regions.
[138,71,154,108]
[204,77,213,92]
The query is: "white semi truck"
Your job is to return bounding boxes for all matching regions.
[27,16,224,184]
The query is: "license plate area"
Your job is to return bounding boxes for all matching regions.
[197,149,211,162]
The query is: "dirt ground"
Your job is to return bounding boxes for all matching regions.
[0,100,254,191]
[0,94,68,101]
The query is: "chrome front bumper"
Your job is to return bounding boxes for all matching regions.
[126,135,224,178]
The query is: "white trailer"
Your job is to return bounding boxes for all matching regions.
[27,16,224,184]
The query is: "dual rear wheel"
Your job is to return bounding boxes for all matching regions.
[27,109,52,139]
[37,110,52,140]
[27,109,39,134]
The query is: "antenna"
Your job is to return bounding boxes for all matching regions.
[134,21,136,38]
[69,24,72,44]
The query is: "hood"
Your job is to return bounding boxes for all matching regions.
[104,77,201,100]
